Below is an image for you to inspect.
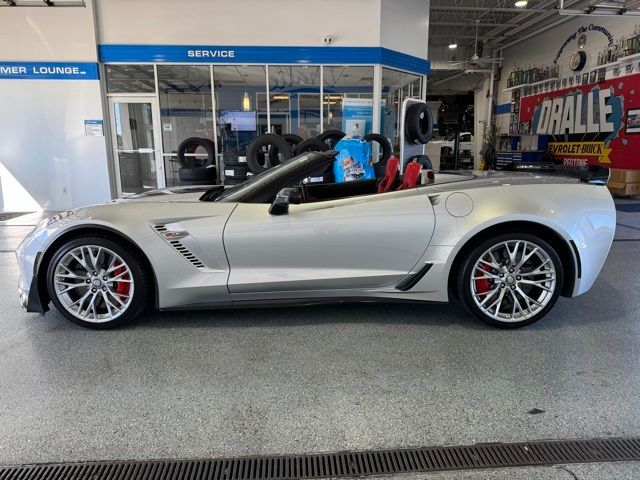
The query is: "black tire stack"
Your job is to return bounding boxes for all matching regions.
[244,130,394,183]
[222,150,249,185]
[177,137,217,185]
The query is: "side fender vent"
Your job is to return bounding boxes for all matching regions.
[152,224,206,270]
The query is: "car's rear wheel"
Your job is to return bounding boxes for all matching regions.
[46,236,150,329]
[458,233,563,328]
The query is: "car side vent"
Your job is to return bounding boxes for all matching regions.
[152,224,206,269]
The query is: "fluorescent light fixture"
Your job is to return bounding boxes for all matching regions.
[448,41,458,49]
[241,92,252,111]
[514,0,528,7]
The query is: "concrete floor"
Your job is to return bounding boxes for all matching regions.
[0,202,639,478]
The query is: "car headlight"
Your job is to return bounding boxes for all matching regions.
[33,210,77,233]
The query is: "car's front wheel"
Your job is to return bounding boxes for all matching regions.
[46,236,150,329]
[458,233,563,328]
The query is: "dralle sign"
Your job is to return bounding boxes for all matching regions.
[534,89,614,135]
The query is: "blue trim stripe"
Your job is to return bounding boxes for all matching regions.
[495,103,510,115]
[0,62,99,80]
[98,45,430,75]
[380,48,430,75]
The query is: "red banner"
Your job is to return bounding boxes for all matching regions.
[519,72,640,169]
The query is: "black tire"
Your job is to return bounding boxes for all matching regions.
[408,154,433,170]
[283,133,303,144]
[317,129,346,148]
[457,232,563,329]
[303,172,335,184]
[224,160,246,167]
[179,166,216,182]
[178,179,216,185]
[247,134,292,174]
[177,137,216,168]
[222,164,248,177]
[222,151,247,167]
[46,235,151,329]
[268,133,302,166]
[224,177,246,185]
[374,162,388,178]
[405,103,433,144]
[363,133,392,164]
[294,138,329,155]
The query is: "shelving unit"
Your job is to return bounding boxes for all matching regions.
[502,77,560,92]
[495,87,548,169]
[596,51,640,70]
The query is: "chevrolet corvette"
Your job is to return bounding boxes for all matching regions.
[16,151,615,329]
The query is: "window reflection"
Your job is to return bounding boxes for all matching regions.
[157,65,213,186]
[214,65,267,158]
[381,68,422,150]
[323,66,374,136]
[269,66,320,139]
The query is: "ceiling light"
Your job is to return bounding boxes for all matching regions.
[241,92,252,111]
[514,0,528,7]
[448,41,458,49]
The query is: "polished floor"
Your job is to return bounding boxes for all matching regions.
[0,202,639,479]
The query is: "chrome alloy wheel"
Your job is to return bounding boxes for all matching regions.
[53,245,134,323]
[470,240,556,322]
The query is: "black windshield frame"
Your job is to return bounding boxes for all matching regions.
[211,151,336,203]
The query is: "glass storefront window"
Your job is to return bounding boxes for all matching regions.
[213,65,267,157]
[323,66,374,136]
[381,68,422,151]
[157,65,213,186]
[104,63,426,193]
[105,65,155,93]
[269,66,320,139]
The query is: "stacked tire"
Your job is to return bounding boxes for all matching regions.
[177,137,217,185]
[223,151,249,186]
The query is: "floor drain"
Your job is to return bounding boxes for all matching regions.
[1,437,639,480]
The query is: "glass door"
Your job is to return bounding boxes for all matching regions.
[108,97,164,196]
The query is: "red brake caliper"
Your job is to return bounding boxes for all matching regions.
[113,266,130,296]
[474,260,492,293]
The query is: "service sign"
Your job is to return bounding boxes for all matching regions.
[519,72,639,169]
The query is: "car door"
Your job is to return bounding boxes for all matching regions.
[223,188,435,296]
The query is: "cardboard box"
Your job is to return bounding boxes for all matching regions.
[607,181,640,196]
[608,169,640,184]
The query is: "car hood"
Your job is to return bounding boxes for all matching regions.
[115,185,221,203]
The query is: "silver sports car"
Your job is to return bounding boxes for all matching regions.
[16,151,615,329]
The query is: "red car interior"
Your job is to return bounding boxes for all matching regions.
[397,161,422,190]
[377,157,400,193]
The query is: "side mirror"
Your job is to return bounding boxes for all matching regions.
[269,187,302,215]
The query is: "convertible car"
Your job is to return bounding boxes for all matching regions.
[17,151,615,329]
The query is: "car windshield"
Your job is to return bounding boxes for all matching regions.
[211,151,333,203]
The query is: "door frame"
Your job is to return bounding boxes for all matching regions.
[107,96,165,197]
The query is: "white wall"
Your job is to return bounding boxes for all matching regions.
[0,0,111,211]
[96,0,383,48]
[380,0,430,59]
[96,0,429,58]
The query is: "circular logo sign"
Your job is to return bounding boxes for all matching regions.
[578,33,587,49]
[570,50,587,71]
